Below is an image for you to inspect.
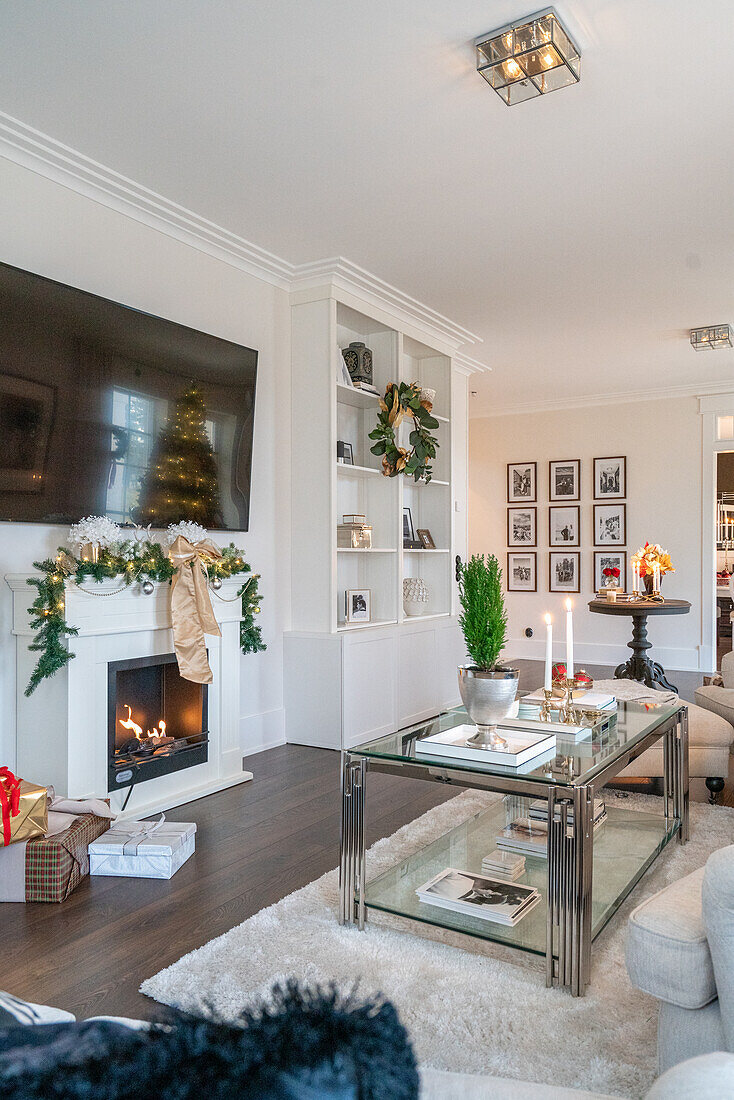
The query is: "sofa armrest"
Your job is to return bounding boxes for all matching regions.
[646,1052,734,1098]
[702,846,734,1051]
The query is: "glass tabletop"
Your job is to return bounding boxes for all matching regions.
[349,698,681,787]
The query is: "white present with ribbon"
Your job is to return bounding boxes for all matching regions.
[88,815,196,879]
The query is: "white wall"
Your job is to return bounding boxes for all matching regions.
[0,158,291,769]
[469,397,703,673]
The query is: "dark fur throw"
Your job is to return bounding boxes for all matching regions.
[0,981,419,1100]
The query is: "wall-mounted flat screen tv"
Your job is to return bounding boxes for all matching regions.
[0,261,257,530]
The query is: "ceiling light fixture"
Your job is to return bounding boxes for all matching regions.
[476,7,580,106]
[690,325,733,351]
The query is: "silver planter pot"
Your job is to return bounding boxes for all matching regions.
[458,666,519,749]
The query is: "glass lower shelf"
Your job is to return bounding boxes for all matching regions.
[365,799,679,957]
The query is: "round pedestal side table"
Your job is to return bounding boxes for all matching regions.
[588,598,691,694]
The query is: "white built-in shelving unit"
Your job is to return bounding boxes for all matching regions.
[286,278,480,749]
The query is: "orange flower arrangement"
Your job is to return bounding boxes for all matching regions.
[630,542,675,577]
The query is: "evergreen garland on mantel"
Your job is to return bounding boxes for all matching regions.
[25,539,265,696]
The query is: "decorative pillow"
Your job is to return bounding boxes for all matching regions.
[0,993,75,1028]
[0,982,419,1100]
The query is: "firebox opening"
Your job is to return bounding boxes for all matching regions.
[108,653,208,792]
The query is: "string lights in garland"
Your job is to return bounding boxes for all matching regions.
[24,528,265,696]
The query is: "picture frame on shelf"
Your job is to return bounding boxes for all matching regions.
[594,456,626,499]
[549,505,580,547]
[339,355,354,388]
[507,461,537,504]
[594,550,627,592]
[549,459,580,502]
[549,551,580,593]
[345,588,371,624]
[507,552,537,592]
[507,506,537,547]
[594,503,626,546]
[337,440,354,465]
[403,506,421,548]
[417,528,436,549]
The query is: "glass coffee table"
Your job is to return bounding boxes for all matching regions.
[339,700,689,996]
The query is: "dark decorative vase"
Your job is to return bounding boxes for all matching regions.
[341,342,373,387]
[643,573,658,595]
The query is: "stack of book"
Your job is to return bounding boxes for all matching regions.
[481,849,526,881]
[353,380,380,395]
[496,799,607,859]
[416,867,540,927]
[528,797,607,830]
[414,724,556,768]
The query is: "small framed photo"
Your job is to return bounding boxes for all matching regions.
[549,551,580,593]
[345,588,371,623]
[507,552,537,592]
[594,503,626,546]
[594,456,626,500]
[403,506,420,548]
[337,440,353,465]
[417,528,436,549]
[549,459,580,502]
[507,506,537,547]
[595,550,627,592]
[339,356,354,388]
[549,505,580,547]
[507,461,537,503]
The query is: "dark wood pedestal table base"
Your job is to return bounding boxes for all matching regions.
[588,598,691,694]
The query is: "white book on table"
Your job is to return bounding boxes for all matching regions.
[522,690,617,710]
[415,724,556,767]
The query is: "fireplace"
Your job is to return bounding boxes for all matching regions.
[108,653,208,796]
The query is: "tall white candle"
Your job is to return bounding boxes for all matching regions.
[544,613,553,691]
[564,598,574,678]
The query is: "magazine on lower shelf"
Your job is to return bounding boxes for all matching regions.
[529,798,606,827]
[496,810,607,858]
[416,867,541,927]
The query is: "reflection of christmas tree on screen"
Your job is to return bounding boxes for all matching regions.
[136,384,222,527]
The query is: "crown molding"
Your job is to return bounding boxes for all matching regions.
[452,352,491,376]
[289,257,481,351]
[473,379,734,418]
[0,111,482,352]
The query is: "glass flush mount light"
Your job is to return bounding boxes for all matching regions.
[690,325,733,351]
[476,7,580,106]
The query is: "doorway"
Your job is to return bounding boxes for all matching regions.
[716,452,734,668]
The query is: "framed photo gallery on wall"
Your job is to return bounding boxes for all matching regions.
[549,551,580,593]
[507,461,537,503]
[593,455,626,500]
[593,502,626,546]
[507,552,537,592]
[507,506,537,547]
[549,459,580,502]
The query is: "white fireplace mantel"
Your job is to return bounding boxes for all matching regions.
[6,573,252,817]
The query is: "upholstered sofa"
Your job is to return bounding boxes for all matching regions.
[626,844,734,1075]
[694,651,734,798]
[590,678,733,802]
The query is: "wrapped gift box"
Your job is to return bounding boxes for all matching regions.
[0,812,112,902]
[89,817,196,879]
[0,770,47,848]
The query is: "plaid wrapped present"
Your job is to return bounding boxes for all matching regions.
[0,813,111,903]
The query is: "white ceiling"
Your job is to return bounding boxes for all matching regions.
[0,0,732,415]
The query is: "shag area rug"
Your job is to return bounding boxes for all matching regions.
[142,791,734,1098]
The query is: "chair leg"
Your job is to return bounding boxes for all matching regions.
[705,776,725,804]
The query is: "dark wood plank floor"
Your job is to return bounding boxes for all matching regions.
[0,745,454,1023]
[2,658,729,1024]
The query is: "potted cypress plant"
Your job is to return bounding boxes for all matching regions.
[457,554,518,748]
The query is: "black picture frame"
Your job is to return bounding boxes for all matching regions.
[403,506,419,548]
[549,459,581,502]
[593,503,627,547]
[507,506,537,547]
[549,551,580,593]
[594,550,628,592]
[337,440,353,465]
[507,461,537,504]
[593,456,626,500]
[548,505,581,547]
[507,552,537,592]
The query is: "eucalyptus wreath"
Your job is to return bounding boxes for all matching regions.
[368,382,440,482]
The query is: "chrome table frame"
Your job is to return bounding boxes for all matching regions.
[339,706,688,997]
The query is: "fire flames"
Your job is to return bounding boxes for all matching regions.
[119,705,169,747]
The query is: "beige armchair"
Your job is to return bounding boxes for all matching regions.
[693,651,734,800]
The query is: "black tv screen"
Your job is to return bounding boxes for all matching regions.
[0,261,257,530]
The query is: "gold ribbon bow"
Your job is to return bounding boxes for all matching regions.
[169,536,222,684]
